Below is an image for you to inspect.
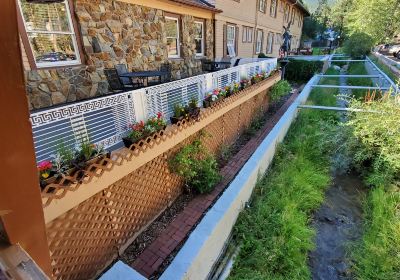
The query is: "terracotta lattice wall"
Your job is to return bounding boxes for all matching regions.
[45,91,270,280]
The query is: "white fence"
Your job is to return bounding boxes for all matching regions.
[30,59,277,162]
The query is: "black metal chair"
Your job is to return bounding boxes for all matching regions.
[160,62,172,83]
[104,68,125,92]
[148,63,172,86]
[201,58,213,72]
[115,64,143,89]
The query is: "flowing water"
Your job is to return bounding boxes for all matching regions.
[309,173,366,280]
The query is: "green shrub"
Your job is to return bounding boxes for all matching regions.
[285,60,324,82]
[345,92,400,187]
[269,80,292,102]
[169,139,221,194]
[258,52,268,58]
[343,32,374,58]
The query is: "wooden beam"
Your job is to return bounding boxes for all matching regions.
[0,0,52,276]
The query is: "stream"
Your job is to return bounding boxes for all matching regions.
[309,65,367,280]
[309,173,366,280]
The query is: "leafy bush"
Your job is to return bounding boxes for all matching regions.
[170,139,221,194]
[285,60,324,82]
[339,92,400,187]
[269,80,292,102]
[343,32,374,58]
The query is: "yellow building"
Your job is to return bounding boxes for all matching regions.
[212,0,310,58]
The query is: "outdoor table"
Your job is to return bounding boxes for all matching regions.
[202,61,232,72]
[119,70,168,86]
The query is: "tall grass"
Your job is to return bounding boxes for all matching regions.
[228,69,340,280]
[347,62,373,100]
[353,187,400,280]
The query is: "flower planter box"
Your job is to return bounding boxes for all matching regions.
[122,126,166,149]
[170,115,186,125]
[203,98,223,108]
[40,153,111,190]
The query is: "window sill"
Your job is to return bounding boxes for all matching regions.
[33,63,85,71]
[168,58,184,62]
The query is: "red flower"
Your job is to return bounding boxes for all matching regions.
[157,112,163,119]
[38,160,52,172]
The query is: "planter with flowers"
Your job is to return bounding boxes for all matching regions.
[240,78,251,90]
[122,112,167,149]
[170,98,201,125]
[251,72,267,85]
[203,89,226,108]
[38,142,109,189]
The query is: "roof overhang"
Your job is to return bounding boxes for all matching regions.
[169,0,222,13]
[288,0,311,17]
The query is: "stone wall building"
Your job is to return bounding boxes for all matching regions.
[17,0,220,110]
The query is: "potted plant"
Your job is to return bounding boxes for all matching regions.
[122,113,167,148]
[232,82,240,94]
[39,141,109,189]
[240,78,251,90]
[224,85,232,97]
[170,103,188,124]
[122,121,145,148]
[203,89,222,108]
[38,160,55,188]
[188,97,200,119]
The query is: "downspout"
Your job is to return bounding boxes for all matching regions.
[254,1,258,57]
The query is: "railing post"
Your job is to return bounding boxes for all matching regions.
[131,89,148,122]
[239,64,247,80]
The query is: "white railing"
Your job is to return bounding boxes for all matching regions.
[30,59,277,162]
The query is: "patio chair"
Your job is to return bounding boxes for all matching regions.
[104,68,125,92]
[148,63,172,86]
[115,64,143,89]
[201,59,213,72]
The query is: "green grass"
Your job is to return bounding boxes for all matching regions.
[347,62,373,100]
[368,55,399,83]
[352,187,400,280]
[228,69,340,280]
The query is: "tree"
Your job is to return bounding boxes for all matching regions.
[313,0,332,36]
[345,0,400,44]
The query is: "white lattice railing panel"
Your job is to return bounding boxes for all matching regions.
[144,75,206,119]
[211,67,240,89]
[30,90,138,162]
[30,59,278,163]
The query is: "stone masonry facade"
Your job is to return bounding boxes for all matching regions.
[25,0,214,110]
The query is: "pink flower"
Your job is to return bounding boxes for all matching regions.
[38,160,52,172]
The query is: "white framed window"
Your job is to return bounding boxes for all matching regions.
[270,0,278,17]
[227,24,236,57]
[194,21,205,56]
[255,29,263,54]
[242,26,253,43]
[259,0,266,12]
[18,0,81,68]
[166,16,180,58]
[266,32,274,54]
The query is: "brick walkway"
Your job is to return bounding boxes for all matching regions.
[131,91,300,278]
